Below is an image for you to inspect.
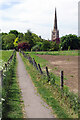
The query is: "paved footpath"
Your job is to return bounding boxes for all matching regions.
[17,52,54,118]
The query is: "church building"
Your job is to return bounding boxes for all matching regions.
[51,8,60,43]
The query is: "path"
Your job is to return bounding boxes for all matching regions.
[16,52,54,118]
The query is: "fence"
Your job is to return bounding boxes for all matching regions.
[20,51,79,115]
[0,50,16,86]
[20,50,64,91]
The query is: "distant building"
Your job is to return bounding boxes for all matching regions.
[51,8,60,43]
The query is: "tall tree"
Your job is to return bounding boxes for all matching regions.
[40,40,51,51]
[18,32,24,42]
[78,36,80,49]
[2,34,16,50]
[24,30,34,50]
[9,30,19,37]
[59,34,79,50]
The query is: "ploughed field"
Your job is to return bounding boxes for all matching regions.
[37,54,78,93]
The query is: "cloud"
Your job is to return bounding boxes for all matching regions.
[0,0,79,39]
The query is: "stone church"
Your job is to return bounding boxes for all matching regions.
[51,8,60,43]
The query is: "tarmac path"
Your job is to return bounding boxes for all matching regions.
[16,52,54,118]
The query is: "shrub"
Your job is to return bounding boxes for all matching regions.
[18,42,30,51]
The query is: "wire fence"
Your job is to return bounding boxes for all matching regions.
[0,50,16,87]
[20,50,80,116]
[20,50,66,91]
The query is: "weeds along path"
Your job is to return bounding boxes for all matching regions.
[16,52,54,118]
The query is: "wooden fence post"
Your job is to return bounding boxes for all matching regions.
[35,61,38,70]
[25,55,28,59]
[33,58,35,67]
[46,66,50,82]
[24,53,27,58]
[23,52,24,56]
[60,70,64,90]
[38,64,43,74]
[0,70,3,86]
[5,63,7,70]
[10,56,12,63]
[30,56,33,64]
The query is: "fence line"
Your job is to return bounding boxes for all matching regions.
[20,50,64,91]
[60,70,64,90]
[38,63,43,74]
[46,66,50,82]
[0,50,16,86]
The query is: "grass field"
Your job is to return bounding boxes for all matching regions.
[0,50,13,70]
[26,50,79,56]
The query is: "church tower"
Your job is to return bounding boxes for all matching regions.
[51,8,59,42]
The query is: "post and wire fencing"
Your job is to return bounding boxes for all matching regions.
[0,50,16,87]
[20,50,64,91]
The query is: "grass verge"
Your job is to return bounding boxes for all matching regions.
[2,52,24,119]
[26,50,79,56]
[20,52,78,118]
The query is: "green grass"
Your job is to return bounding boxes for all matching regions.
[20,52,78,118]
[25,52,67,84]
[28,53,48,67]
[0,50,14,118]
[26,50,79,56]
[2,50,13,63]
[78,50,80,56]
[0,50,13,70]
[2,53,24,119]
[0,86,2,118]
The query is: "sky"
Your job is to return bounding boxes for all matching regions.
[0,0,79,40]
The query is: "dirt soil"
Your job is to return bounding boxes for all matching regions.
[37,55,78,93]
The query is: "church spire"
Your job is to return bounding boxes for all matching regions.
[54,8,57,30]
[51,8,60,43]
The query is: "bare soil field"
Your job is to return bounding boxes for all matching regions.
[37,55,78,93]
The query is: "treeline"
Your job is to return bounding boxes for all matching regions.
[0,30,80,51]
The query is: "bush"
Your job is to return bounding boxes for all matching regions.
[18,42,30,51]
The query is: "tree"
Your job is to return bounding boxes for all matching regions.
[50,41,59,51]
[1,32,7,35]
[9,30,19,37]
[78,36,80,49]
[13,37,19,50]
[18,32,24,42]
[1,34,6,50]
[32,33,42,45]
[31,45,40,51]
[59,34,79,50]
[40,40,51,51]
[0,33,2,50]
[31,42,43,51]
[24,30,34,50]
[2,34,16,50]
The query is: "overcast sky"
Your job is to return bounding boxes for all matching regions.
[0,0,79,39]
